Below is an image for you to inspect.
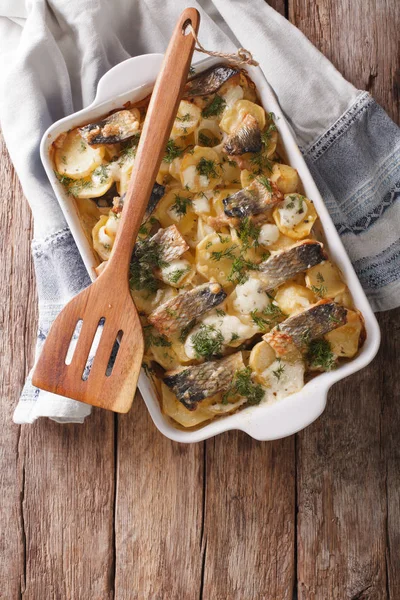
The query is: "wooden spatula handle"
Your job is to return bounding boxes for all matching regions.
[106,8,200,276]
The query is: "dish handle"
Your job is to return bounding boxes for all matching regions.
[94,54,164,105]
[239,379,331,441]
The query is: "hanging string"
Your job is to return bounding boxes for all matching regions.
[187,25,259,68]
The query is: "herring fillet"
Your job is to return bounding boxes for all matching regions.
[223,178,283,218]
[79,109,140,145]
[258,241,327,291]
[147,225,189,262]
[183,65,239,98]
[148,282,227,338]
[224,114,262,155]
[163,352,245,409]
[264,301,347,352]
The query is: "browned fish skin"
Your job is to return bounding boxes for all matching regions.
[223,178,283,218]
[133,224,188,264]
[224,114,262,155]
[79,110,139,145]
[163,352,245,409]
[264,301,347,352]
[148,282,227,338]
[112,183,165,217]
[258,241,327,291]
[183,65,239,97]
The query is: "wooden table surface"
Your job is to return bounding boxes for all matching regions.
[1,1,399,598]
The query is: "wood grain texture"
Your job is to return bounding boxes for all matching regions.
[0,134,37,599]
[289,0,400,123]
[114,394,204,599]
[201,433,295,600]
[0,0,399,598]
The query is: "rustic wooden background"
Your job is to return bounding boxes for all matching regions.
[1,1,399,598]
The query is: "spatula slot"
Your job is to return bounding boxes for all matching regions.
[105,330,124,376]
[82,317,106,381]
[65,319,83,365]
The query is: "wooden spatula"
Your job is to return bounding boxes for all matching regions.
[32,8,200,413]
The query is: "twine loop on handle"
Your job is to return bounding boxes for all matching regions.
[187,24,259,67]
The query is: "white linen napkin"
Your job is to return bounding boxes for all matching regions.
[1,0,399,424]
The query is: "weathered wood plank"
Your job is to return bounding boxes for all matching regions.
[289,0,400,124]
[114,394,204,599]
[379,309,400,599]
[21,412,115,600]
[0,133,36,599]
[0,133,116,600]
[296,357,388,599]
[201,433,295,600]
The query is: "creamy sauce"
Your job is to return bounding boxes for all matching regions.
[262,359,305,402]
[184,312,256,359]
[182,165,197,190]
[104,214,119,236]
[278,195,307,228]
[160,259,191,285]
[233,276,270,315]
[258,223,280,246]
[192,195,210,214]
[222,85,244,108]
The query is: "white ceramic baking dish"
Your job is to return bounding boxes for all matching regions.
[40,53,380,442]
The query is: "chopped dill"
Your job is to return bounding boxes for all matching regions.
[223,367,264,405]
[250,152,273,175]
[215,309,226,317]
[211,245,238,262]
[196,157,219,179]
[237,217,260,249]
[163,139,182,163]
[191,324,224,359]
[257,175,273,192]
[129,239,168,293]
[250,310,269,331]
[188,65,196,76]
[143,326,171,350]
[198,132,219,147]
[228,256,260,285]
[171,194,192,216]
[176,112,191,122]
[230,332,240,342]
[61,155,67,165]
[306,338,336,371]
[79,141,87,153]
[167,267,190,285]
[93,164,110,184]
[201,94,226,118]
[217,234,230,244]
[119,133,140,163]
[272,360,285,381]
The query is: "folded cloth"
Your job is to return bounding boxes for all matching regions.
[1,0,398,424]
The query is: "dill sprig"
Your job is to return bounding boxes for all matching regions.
[167,267,190,285]
[196,157,219,179]
[129,239,168,293]
[201,94,226,118]
[223,367,264,405]
[119,133,140,163]
[211,245,238,262]
[143,326,171,350]
[250,310,270,331]
[257,175,273,192]
[237,217,260,249]
[93,164,110,184]
[191,324,224,359]
[249,152,273,175]
[306,338,336,371]
[272,360,285,381]
[228,256,260,285]
[163,139,183,163]
[310,272,327,298]
[171,194,192,216]
[198,132,219,147]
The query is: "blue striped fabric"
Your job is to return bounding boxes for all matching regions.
[303,92,400,311]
